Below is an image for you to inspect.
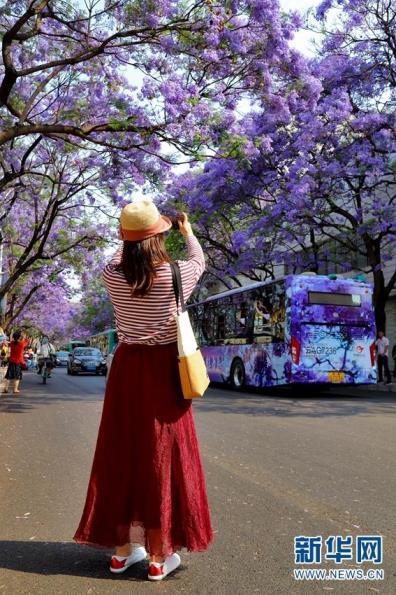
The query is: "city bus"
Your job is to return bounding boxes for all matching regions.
[189,274,377,389]
[89,329,118,355]
[62,339,87,352]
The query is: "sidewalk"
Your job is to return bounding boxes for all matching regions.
[359,381,396,393]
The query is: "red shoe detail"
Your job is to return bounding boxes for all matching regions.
[148,563,164,577]
[110,557,126,570]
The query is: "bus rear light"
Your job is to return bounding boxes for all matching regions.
[370,342,376,366]
[291,337,301,365]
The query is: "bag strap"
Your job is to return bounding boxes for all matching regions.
[170,262,185,313]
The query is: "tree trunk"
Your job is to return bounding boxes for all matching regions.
[309,228,320,273]
[366,237,386,332]
[374,287,386,332]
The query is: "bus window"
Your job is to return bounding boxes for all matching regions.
[215,299,234,344]
[253,287,273,342]
[190,307,199,338]
[89,330,118,355]
[253,283,285,343]
[202,304,217,345]
[235,302,248,335]
[254,296,272,336]
[224,303,236,339]
[193,304,208,345]
[272,287,285,342]
[217,311,226,342]
[227,294,253,343]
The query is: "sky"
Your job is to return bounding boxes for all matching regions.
[281,0,322,56]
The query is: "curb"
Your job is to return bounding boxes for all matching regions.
[357,382,396,393]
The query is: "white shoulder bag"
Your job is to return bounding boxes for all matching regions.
[170,262,210,399]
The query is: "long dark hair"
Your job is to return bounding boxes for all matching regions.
[116,234,171,297]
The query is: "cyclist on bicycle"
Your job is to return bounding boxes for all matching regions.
[37,336,56,377]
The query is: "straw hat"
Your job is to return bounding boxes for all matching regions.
[120,199,172,241]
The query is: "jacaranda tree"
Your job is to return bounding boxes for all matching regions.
[170,0,395,330]
[0,0,307,332]
[0,141,108,306]
[0,0,305,180]
[12,271,77,341]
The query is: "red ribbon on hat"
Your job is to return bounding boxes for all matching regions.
[121,216,171,241]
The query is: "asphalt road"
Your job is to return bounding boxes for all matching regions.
[0,368,395,595]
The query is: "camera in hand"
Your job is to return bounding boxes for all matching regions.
[171,214,184,230]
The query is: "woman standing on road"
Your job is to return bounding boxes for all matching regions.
[2,330,28,394]
[74,200,213,581]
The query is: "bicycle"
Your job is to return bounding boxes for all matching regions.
[40,358,53,385]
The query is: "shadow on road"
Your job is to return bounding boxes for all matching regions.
[0,540,183,583]
[0,370,104,414]
[195,384,396,419]
[2,371,395,420]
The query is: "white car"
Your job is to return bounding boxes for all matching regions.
[106,343,119,381]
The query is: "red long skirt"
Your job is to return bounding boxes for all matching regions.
[73,342,213,556]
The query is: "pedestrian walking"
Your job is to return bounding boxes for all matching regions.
[0,327,8,368]
[2,331,28,394]
[31,350,38,368]
[74,200,213,581]
[0,340,9,367]
[376,330,392,384]
[24,347,34,369]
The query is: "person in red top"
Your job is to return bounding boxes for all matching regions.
[3,330,28,394]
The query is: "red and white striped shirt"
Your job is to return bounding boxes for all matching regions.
[103,235,205,345]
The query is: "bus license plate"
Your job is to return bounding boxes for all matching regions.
[328,371,345,383]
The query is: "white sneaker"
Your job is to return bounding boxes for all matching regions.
[148,553,181,581]
[109,546,147,573]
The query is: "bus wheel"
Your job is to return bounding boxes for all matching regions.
[230,358,245,390]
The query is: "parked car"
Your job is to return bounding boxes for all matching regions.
[106,343,119,381]
[67,347,107,376]
[55,350,70,367]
